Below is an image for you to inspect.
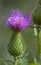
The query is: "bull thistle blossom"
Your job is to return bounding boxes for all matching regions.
[6,9,32,31]
[5,9,32,65]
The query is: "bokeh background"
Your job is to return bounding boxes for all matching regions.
[0,0,41,65]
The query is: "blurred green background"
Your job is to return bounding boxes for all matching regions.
[0,0,40,65]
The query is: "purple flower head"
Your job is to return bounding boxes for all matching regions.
[5,9,32,31]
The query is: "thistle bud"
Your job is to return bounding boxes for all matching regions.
[32,5,41,25]
[8,31,25,57]
[28,62,38,65]
[39,0,41,5]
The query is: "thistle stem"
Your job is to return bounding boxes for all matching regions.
[37,27,41,59]
[37,28,40,48]
[13,57,17,65]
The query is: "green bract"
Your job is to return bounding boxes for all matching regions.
[8,30,25,57]
[32,5,41,25]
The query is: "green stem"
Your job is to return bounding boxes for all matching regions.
[13,57,17,65]
[37,28,40,47]
[37,28,41,59]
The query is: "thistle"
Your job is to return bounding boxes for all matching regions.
[32,5,41,26]
[32,4,41,60]
[5,9,32,65]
